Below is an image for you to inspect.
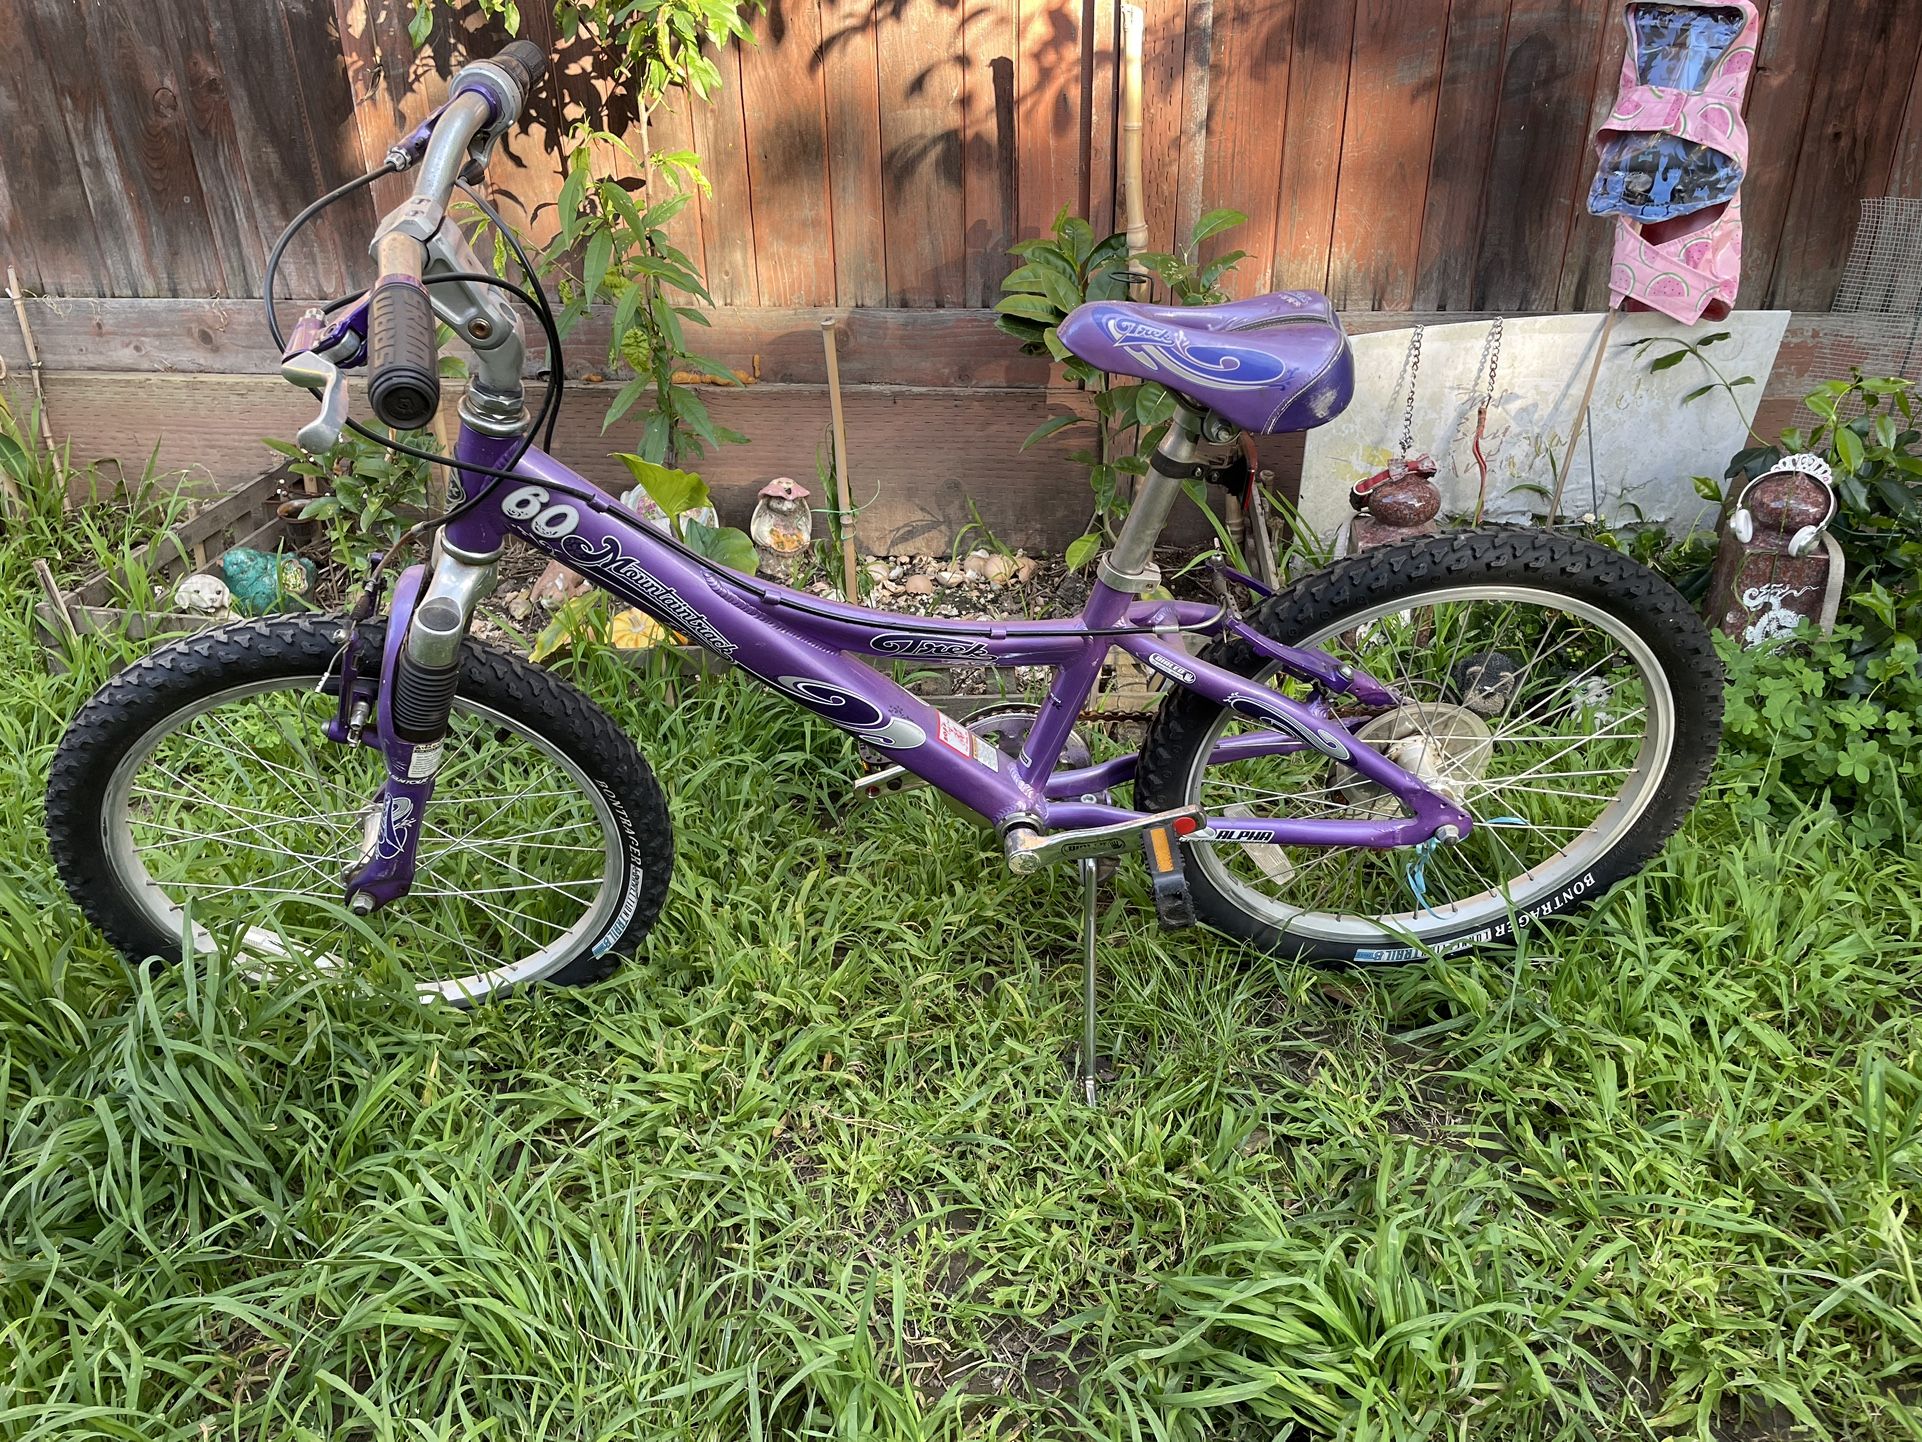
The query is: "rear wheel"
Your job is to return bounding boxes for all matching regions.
[46,614,672,1002]
[1136,529,1722,964]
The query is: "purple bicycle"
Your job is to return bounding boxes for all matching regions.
[46,44,1722,1030]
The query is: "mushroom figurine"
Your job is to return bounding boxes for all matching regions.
[749,476,813,581]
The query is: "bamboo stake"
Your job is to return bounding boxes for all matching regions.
[1119,6,1148,258]
[6,268,57,454]
[4,265,56,517]
[819,316,859,602]
[1546,306,1620,529]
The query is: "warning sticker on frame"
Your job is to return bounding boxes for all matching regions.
[936,713,974,757]
[407,741,445,779]
[973,735,1000,771]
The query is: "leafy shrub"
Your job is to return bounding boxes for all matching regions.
[1716,624,1921,850]
[270,431,432,574]
[995,206,1247,566]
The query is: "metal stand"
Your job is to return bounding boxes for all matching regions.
[1078,857,1102,1105]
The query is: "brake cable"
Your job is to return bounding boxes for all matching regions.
[261,162,578,603]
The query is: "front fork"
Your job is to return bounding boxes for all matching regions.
[330,542,497,912]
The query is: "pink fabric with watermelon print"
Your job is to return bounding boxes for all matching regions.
[1597,0,1761,324]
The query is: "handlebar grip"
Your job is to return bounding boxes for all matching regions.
[491,40,547,97]
[367,277,440,430]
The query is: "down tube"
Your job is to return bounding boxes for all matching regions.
[453,444,1045,827]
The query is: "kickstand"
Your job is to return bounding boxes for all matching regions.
[1077,856,1103,1105]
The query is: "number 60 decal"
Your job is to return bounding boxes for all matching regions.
[502,485,580,539]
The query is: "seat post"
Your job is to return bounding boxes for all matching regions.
[1097,404,1204,595]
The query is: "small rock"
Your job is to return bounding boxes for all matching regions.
[981,553,1017,585]
[506,591,533,622]
[531,560,589,611]
[1015,556,1039,584]
[938,570,963,586]
[888,565,904,581]
[862,559,892,585]
[902,574,936,595]
[962,553,991,577]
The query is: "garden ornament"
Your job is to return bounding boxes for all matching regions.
[749,476,813,581]
[172,573,233,615]
[1344,325,1443,553]
[221,546,319,616]
[1704,452,1844,646]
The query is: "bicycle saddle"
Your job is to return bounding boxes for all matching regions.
[1056,289,1355,435]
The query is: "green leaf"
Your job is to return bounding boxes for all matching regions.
[617,454,709,519]
[994,293,1064,324]
[583,229,614,306]
[1064,532,1102,570]
[1648,349,1689,373]
[1190,208,1246,245]
[682,519,758,573]
[1835,425,1865,476]
[1691,474,1723,502]
[531,592,605,663]
[1695,330,1731,348]
[1135,382,1177,429]
[407,0,432,48]
[602,375,654,432]
[1022,414,1086,450]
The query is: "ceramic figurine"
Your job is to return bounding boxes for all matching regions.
[749,476,813,580]
[222,547,319,616]
[172,573,233,615]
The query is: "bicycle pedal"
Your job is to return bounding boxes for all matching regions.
[1141,819,1197,929]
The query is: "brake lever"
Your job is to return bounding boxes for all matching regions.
[283,350,349,453]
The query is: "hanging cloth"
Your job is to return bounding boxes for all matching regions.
[1588,1,1760,324]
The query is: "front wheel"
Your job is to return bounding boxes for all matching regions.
[1137,529,1723,964]
[46,614,673,1003]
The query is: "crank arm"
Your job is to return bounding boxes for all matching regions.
[1003,805,1206,874]
[851,763,929,803]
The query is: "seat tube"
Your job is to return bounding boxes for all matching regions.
[1097,404,1203,595]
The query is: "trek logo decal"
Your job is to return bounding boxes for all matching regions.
[1223,691,1353,761]
[1101,315,1290,391]
[870,633,990,662]
[1146,653,1198,686]
[769,675,927,750]
[557,532,740,660]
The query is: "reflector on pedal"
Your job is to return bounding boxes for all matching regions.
[1147,826,1176,874]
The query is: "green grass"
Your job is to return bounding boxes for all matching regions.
[2,511,1920,1439]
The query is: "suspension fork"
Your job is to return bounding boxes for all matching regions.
[340,539,498,912]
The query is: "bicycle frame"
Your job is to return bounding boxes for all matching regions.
[329,419,1475,909]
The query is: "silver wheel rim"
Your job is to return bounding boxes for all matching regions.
[102,675,626,1002]
[1182,584,1677,947]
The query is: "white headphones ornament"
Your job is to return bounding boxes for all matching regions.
[1729,452,1835,558]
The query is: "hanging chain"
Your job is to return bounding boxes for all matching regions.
[1472,316,1504,410]
[1394,324,1425,459]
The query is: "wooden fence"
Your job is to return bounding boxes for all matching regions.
[6,0,1921,312]
[3,0,1920,547]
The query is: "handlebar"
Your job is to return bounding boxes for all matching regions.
[365,43,547,429]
